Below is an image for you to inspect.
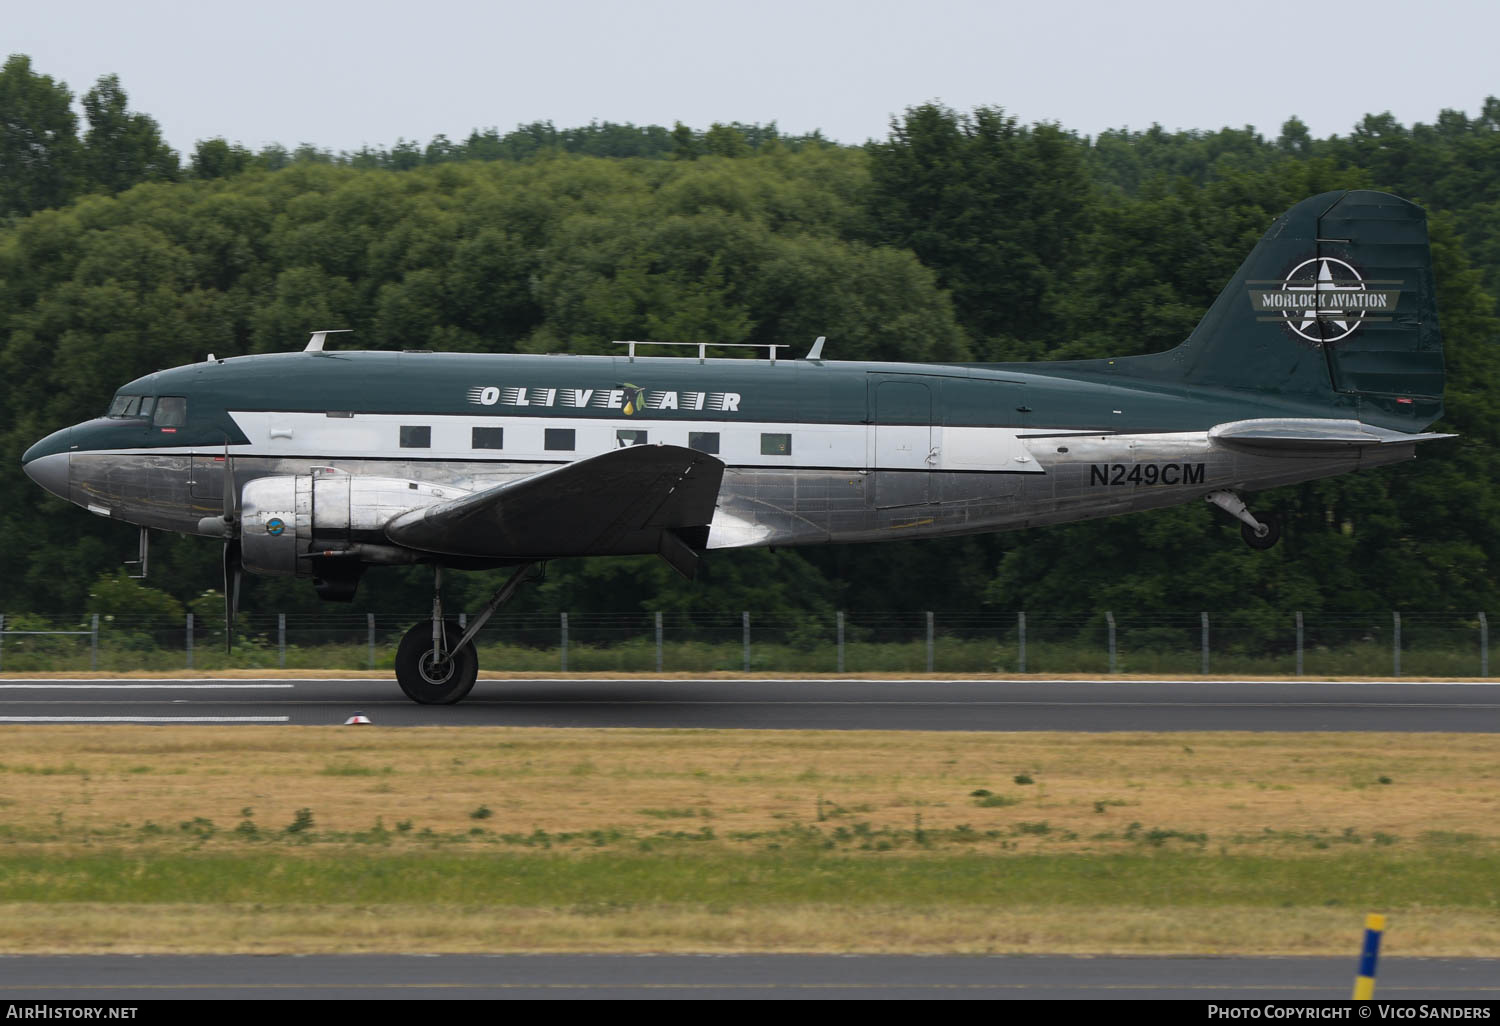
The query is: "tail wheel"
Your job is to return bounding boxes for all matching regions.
[395,622,478,705]
[1241,511,1282,550]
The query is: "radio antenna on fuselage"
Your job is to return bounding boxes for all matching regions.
[305,329,353,353]
[611,340,790,364]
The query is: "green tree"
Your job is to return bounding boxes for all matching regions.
[670,121,698,161]
[866,104,1090,358]
[703,122,750,157]
[0,54,82,217]
[80,73,178,193]
[191,137,252,179]
[88,571,185,619]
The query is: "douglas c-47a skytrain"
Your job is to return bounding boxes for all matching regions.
[22,190,1451,704]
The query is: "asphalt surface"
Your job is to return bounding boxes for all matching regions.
[2,954,1498,1000]
[0,678,1498,730]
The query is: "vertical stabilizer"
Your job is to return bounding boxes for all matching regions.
[1116,190,1443,430]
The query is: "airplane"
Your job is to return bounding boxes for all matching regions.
[21,189,1450,704]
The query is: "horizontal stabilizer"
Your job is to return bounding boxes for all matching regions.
[1209,418,1454,454]
[384,444,724,560]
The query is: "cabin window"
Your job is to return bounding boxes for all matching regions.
[689,431,720,454]
[472,427,504,450]
[399,425,431,448]
[760,432,791,456]
[616,429,647,447]
[154,396,187,428]
[545,428,575,451]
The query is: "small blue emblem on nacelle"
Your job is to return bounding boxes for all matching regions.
[266,517,285,537]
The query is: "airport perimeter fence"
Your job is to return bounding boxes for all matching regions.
[0,609,1491,677]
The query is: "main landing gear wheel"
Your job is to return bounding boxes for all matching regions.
[395,622,478,705]
[1241,511,1282,550]
[395,562,538,706]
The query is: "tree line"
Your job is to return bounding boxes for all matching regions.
[2,52,1498,624]
[0,53,826,221]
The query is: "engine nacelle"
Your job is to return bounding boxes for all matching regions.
[240,469,458,577]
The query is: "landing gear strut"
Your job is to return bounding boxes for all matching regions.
[394,563,539,705]
[1205,490,1282,550]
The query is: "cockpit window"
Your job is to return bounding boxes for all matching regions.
[106,395,163,419]
[153,396,187,428]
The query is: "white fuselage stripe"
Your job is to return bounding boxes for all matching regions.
[196,411,1053,474]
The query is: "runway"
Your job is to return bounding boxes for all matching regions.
[3,954,1498,1000]
[1,678,1498,730]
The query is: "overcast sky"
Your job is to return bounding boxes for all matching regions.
[11,0,1500,157]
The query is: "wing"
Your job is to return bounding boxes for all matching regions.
[383,444,724,577]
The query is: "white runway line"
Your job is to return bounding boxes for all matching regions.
[0,716,290,723]
[0,683,295,689]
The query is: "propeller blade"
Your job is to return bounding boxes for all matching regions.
[223,539,241,655]
[222,441,236,527]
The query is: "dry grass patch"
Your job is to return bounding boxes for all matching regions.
[0,727,1496,955]
[0,902,1492,956]
[0,727,1494,856]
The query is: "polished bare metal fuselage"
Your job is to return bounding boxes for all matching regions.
[65,430,1411,563]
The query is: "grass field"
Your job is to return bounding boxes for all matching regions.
[0,726,1495,954]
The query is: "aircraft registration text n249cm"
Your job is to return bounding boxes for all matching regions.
[22,190,1451,704]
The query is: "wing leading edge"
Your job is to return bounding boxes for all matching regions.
[384,444,725,577]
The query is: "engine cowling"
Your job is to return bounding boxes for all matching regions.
[240,468,457,577]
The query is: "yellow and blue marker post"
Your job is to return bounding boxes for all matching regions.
[1352,914,1386,1000]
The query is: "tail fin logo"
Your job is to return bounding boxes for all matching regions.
[1248,258,1402,344]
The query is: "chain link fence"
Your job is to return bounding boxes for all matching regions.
[0,610,1489,676]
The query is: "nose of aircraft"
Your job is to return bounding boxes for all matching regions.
[21,427,72,501]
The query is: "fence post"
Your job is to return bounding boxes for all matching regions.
[459,613,467,630]
[1392,611,1401,678]
[837,611,845,673]
[1017,612,1026,674]
[655,611,663,673]
[742,612,750,672]
[926,611,935,673]
[91,613,99,671]
[186,613,194,670]
[1105,611,1116,674]
[1200,612,1209,675]
[277,613,286,669]
[368,613,376,670]
[1,613,6,671]
[560,612,569,672]
[1481,612,1489,678]
[1295,612,1304,677]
